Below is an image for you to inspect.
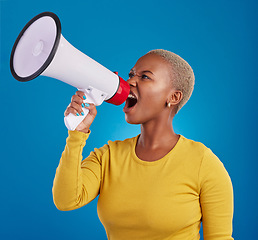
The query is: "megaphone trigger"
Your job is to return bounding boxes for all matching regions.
[81,87,108,106]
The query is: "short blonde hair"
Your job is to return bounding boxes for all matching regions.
[148,49,195,114]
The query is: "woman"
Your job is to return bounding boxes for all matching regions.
[52,49,234,239]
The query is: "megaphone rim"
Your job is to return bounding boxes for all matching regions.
[10,11,62,82]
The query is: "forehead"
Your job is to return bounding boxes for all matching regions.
[132,53,170,74]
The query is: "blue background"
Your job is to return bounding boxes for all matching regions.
[0,0,257,239]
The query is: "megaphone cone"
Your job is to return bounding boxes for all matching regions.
[10,12,130,130]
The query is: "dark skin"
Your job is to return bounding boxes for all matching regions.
[65,53,183,162]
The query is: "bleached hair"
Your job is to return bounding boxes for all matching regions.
[148,49,195,114]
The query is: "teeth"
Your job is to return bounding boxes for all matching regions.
[128,93,136,99]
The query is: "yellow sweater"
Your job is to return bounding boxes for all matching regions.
[52,130,234,240]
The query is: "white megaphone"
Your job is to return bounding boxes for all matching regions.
[10,12,130,131]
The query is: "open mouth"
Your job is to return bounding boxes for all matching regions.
[123,91,138,112]
[127,92,138,107]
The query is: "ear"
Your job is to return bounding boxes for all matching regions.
[167,90,183,107]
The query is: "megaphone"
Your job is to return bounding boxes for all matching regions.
[10,12,130,130]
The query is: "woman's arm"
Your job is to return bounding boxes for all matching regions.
[52,130,109,211]
[199,149,234,240]
[52,90,104,211]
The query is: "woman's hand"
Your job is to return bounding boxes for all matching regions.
[64,91,97,133]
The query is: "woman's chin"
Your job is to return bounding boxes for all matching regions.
[124,114,141,125]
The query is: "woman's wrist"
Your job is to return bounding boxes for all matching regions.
[77,128,90,134]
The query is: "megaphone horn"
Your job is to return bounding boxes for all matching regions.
[10,12,130,131]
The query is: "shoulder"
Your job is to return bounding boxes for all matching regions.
[187,140,233,192]
[180,135,208,152]
[107,135,138,149]
[180,136,232,191]
[92,135,138,157]
[178,135,210,163]
[178,136,228,176]
[180,135,224,162]
[200,147,231,182]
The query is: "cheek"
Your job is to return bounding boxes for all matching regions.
[125,83,171,124]
[140,85,168,108]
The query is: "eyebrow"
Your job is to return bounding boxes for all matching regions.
[142,70,155,76]
[129,69,155,76]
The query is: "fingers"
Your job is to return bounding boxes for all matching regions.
[75,90,86,100]
[64,102,85,117]
[65,91,89,117]
[64,91,98,132]
[64,91,98,118]
[71,94,84,105]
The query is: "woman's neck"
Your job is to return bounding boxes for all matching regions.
[138,115,179,150]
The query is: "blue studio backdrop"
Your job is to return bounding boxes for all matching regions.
[0,0,257,239]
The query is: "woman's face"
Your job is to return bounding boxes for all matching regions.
[123,53,175,124]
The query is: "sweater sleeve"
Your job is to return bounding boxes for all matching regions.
[52,130,109,211]
[199,149,234,240]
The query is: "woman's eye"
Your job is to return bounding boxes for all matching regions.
[128,73,134,78]
[141,74,150,79]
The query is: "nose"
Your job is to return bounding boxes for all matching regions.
[127,76,137,87]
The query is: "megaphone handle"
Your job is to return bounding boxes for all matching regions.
[64,92,95,131]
